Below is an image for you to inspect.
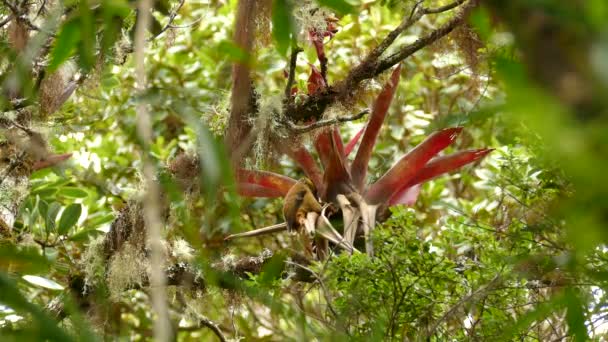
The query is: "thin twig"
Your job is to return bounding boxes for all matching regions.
[0,15,12,28]
[423,0,466,14]
[168,16,203,29]
[34,0,47,19]
[1,0,50,34]
[286,109,369,134]
[378,0,478,72]
[198,316,227,342]
[147,0,186,42]
[367,0,424,61]
[284,46,303,101]
[285,260,339,319]
[425,275,502,338]
[224,222,287,241]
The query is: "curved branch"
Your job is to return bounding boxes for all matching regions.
[146,0,186,42]
[197,316,227,342]
[423,0,466,14]
[286,109,369,134]
[378,0,479,73]
[287,0,478,122]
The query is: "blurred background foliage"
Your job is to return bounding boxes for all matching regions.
[1,0,608,340]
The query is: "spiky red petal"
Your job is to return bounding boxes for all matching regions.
[351,65,402,190]
[406,148,494,187]
[237,169,296,196]
[237,183,284,198]
[389,184,421,206]
[365,127,463,204]
[345,125,366,157]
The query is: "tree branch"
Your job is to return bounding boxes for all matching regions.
[366,0,424,62]
[1,0,51,34]
[378,0,478,72]
[286,0,478,123]
[286,109,369,134]
[197,316,227,342]
[423,0,466,14]
[284,46,303,101]
[0,15,12,28]
[224,222,287,241]
[146,0,186,42]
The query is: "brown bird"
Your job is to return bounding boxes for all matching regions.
[282,178,323,235]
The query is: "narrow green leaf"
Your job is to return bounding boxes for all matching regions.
[48,19,81,72]
[57,187,89,198]
[317,0,357,15]
[68,228,104,242]
[272,0,294,56]
[57,203,82,235]
[0,273,74,342]
[37,199,49,222]
[0,244,50,274]
[32,187,58,198]
[86,213,115,227]
[217,40,249,64]
[46,202,62,232]
[77,0,95,71]
[565,288,589,341]
[22,275,64,291]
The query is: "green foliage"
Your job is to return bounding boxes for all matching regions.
[316,0,357,15]
[272,0,295,56]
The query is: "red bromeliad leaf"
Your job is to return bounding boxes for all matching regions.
[314,128,332,169]
[237,183,284,198]
[307,64,326,95]
[333,126,345,158]
[284,144,324,192]
[237,169,296,195]
[308,28,326,63]
[365,127,463,204]
[344,125,366,157]
[404,148,494,188]
[389,184,421,206]
[322,130,354,202]
[351,65,402,190]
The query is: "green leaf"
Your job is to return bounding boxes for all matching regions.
[46,202,62,232]
[57,203,82,235]
[48,19,81,72]
[217,40,249,64]
[316,0,357,15]
[22,275,64,291]
[77,0,96,72]
[272,0,294,56]
[57,187,89,198]
[86,213,115,227]
[37,199,49,221]
[68,228,104,242]
[101,75,120,89]
[32,187,58,198]
[565,288,588,341]
[0,244,50,274]
[0,273,74,341]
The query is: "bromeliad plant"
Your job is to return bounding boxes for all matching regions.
[230,65,493,258]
